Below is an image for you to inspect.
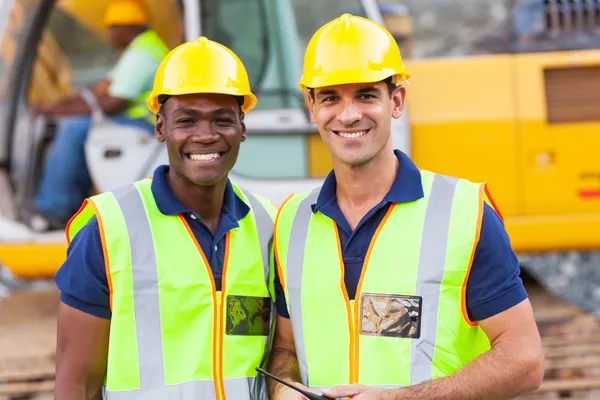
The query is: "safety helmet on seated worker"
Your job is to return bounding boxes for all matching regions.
[299,13,410,90]
[147,36,257,115]
[104,0,148,27]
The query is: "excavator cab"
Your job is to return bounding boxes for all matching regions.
[0,0,395,278]
[0,0,308,277]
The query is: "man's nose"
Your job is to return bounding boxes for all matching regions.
[191,122,219,143]
[337,101,362,125]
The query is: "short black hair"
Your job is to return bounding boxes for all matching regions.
[308,76,398,99]
[157,94,244,118]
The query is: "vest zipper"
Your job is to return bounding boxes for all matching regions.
[349,299,359,384]
[215,290,226,400]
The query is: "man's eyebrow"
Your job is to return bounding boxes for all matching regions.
[172,108,200,116]
[316,89,338,99]
[172,107,236,117]
[212,108,236,117]
[356,87,382,95]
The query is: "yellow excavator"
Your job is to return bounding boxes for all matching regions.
[0,0,598,315]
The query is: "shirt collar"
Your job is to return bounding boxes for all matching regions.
[312,149,425,213]
[150,165,250,223]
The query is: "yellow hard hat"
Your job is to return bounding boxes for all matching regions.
[104,0,148,27]
[147,37,257,114]
[299,13,410,90]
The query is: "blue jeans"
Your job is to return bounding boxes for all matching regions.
[34,114,154,221]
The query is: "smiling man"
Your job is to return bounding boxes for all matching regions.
[54,37,277,400]
[267,14,544,400]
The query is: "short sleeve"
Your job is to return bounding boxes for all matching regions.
[54,216,112,319]
[272,257,290,318]
[107,48,161,100]
[465,203,528,321]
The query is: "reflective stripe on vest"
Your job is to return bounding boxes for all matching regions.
[276,170,491,389]
[67,179,275,400]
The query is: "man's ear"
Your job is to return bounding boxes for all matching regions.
[391,84,406,119]
[306,92,317,123]
[240,118,247,143]
[155,113,166,142]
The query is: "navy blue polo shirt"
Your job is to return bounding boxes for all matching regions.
[54,165,250,320]
[273,150,528,322]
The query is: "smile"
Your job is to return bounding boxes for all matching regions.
[186,152,224,161]
[334,129,370,139]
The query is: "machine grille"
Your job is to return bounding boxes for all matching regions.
[544,65,600,124]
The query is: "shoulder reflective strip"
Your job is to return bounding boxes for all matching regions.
[106,377,263,399]
[239,188,273,288]
[112,184,165,391]
[410,174,458,386]
[286,188,320,386]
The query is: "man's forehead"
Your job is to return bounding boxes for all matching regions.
[164,93,238,113]
[314,81,384,95]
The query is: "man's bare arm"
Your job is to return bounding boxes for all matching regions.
[39,94,128,117]
[55,302,110,400]
[267,316,304,399]
[324,299,545,400]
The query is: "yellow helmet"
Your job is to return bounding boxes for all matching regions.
[104,0,148,27]
[299,13,410,90]
[147,36,257,115]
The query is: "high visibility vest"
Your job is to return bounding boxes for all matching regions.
[66,178,277,400]
[121,30,169,124]
[274,170,492,392]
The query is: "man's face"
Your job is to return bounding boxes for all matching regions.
[155,93,246,187]
[107,25,137,50]
[308,81,405,167]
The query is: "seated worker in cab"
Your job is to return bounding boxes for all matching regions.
[24,0,169,232]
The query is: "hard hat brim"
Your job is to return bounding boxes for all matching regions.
[147,87,257,115]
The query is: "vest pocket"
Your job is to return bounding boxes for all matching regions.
[359,293,423,339]
[226,295,271,336]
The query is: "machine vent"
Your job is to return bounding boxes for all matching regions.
[544,65,600,124]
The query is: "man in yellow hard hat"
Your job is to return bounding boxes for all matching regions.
[26,0,169,232]
[267,14,544,400]
[54,37,276,400]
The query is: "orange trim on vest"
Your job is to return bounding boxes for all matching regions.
[483,184,503,223]
[178,214,225,400]
[461,189,485,327]
[274,193,295,294]
[65,199,90,245]
[90,200,113,311]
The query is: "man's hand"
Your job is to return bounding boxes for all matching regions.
[322,384,383,399]
[278,381,314,400]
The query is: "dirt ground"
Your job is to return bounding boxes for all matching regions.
[1,280,599,399]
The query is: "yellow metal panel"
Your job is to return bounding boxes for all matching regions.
[411,121,519,217]
[307,133,333,178]
[512,51,600,216]
[516,119,600,215]
[0,243,67,279]
[505,214,600,252]
[404,54,515,123]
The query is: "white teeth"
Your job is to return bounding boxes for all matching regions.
[338,130,368,139]
[189,153,220,161]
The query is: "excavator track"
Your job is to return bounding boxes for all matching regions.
[1,265,600,399]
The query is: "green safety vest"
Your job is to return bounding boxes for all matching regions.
[122,30,169,124]
[274,170,492,391]
[67,178,277,400]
